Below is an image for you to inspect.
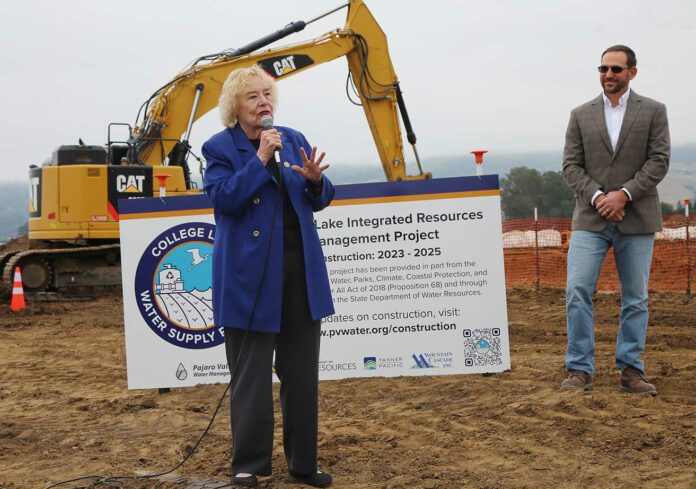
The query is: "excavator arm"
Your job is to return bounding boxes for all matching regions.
[134,0,429,181]
[9,0,429,295]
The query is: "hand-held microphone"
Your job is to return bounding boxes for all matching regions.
[260,115,281,164]
[260,114,274,130]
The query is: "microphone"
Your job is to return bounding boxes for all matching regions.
[260,115,280,164]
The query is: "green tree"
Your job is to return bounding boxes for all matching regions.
[500,167,574,219]
[0,182,28,241]
[539,171,575,217]
[661,202,676,215]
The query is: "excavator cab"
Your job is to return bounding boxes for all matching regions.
[107,122,133,166]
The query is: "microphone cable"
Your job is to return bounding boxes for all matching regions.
[46,149,285,489]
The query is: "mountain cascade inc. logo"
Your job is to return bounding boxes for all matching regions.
[411,353,434,368]
[134,222,223,349]
[410,352,454,369]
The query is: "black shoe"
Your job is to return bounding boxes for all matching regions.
[288,469,332,488]
[232,474,258,487]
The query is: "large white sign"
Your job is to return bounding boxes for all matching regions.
[119,176,509,389]
[119,200,224,390]
[316,176,510,379]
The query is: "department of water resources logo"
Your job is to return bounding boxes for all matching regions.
[134,222,223,349]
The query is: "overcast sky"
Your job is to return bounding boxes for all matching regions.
[1,0,694,183]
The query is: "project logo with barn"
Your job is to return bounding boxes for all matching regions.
[134,222,222,349]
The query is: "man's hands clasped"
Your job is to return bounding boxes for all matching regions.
[595,190,628,222]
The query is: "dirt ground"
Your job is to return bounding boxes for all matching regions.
[1,288,695,489]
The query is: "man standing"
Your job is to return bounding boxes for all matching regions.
[561,45,669,396]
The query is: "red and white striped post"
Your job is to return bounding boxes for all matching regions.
[470,150,488,177]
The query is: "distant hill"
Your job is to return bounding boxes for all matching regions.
[2,143,694,239]
[661,143,696,206]
[328,143,696,207]
[672,142,696,163]
[0,183,27,242]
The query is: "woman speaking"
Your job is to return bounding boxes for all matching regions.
[203,65,335,488]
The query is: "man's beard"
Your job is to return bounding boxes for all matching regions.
[603,78,627,94]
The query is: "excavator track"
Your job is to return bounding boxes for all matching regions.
[2,244,122,296]
[0,250,19,275]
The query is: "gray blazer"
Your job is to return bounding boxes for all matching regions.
[562,89,670,233]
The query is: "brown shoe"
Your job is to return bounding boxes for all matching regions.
[620,366,657,396]
[560,371,593,391]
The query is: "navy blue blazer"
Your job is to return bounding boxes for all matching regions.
[202,124,335,333]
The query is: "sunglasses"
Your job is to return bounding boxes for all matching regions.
[597,65,630,74]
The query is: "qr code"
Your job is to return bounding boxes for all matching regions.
[462,328,503,367]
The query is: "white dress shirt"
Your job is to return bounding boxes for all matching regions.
[591,90,632,205]
[603,90,630,150]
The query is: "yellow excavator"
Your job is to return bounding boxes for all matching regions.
[2,0,429,294]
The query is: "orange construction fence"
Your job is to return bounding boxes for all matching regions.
[502,216,695,294]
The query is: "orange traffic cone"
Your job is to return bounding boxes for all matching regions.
[10,266,26,312]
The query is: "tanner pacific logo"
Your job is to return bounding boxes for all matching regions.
[363,357,377,370]
[134,222,223,349]
[363,356,404,370]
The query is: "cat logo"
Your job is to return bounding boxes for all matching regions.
[107,166,153,221]
[259,54,314,80]
[272,55,298,76]
[116,174,146,193]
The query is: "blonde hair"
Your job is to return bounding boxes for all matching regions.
[219,65,277,127]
